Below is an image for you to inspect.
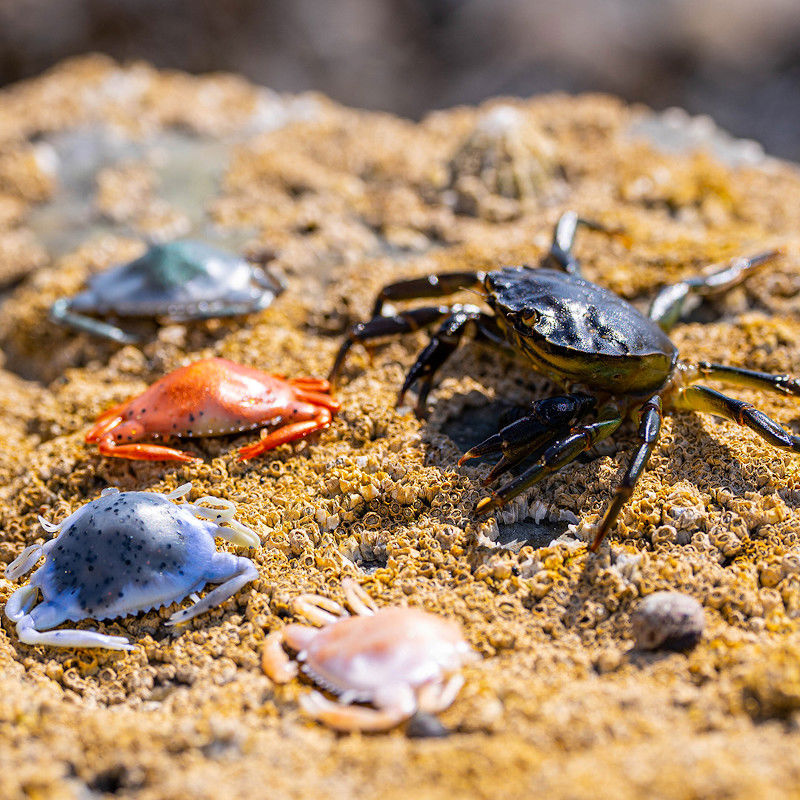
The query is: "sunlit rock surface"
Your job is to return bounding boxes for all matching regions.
[2,56,800,800]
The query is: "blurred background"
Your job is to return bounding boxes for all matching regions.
[1,0,799,160]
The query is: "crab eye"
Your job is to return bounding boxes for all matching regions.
[521,308,540,326]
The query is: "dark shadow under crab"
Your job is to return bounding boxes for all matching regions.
[330,211,798,551]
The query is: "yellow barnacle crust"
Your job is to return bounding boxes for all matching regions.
[2,55,800,799]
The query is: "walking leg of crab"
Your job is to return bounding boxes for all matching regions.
[459,393,597,483]
[262,622,331,683]
[299,688,414,733]
[6,585,134,650]
[187,495,261,548]
[96,439,202,463]
[86,419,202,463]
[289,376,332,393]
[543,211,627,276]
[589,395,663,552]
[369,271,486,318]
[261,629,301,682]
[476,408,624,515]
[417,674,466,714]
[693,362,800,398]
[342,578,377,616]
[5,544,45,580]
[292,594,346,625]
[329,305,471,383]
[674,385,800,453]
[648,250,781,332]
[235,406,334,461]
[49,298,140,345]
[166,553,259,626]
[397,306,493,415]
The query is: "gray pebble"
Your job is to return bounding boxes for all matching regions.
[405,712,450,739]
[631,591,704,651]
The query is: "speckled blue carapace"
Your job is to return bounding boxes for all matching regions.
[4,483,260,650]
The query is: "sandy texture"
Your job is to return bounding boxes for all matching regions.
[3,56,800,799]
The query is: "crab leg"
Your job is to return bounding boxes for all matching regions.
[342,578,378,616]
[330,305,462,383]
[293,594,345,625]
[289,376,332,392]
[299,690,412,733]
[236,406,333,461]
[397,306,493,417]
[49,298,140,345]
[189,496,261,548]
[417,674,465,714]
[86,418,202,463]
[5,544,44,579]
[674,384,800,453]
[369,272,486,318]
[460,393,596,484]
[542,211,627,276]
[94,440,202,463]
[6,589,133,650]
[292,388,341,412]
[693,362,800,398]
[261,630,299,682]
[166,554,258,626]
[589,395,663,551]
[13,617,134,650]
[476,408,624,515]
[85,411,125,441]
[648,250,781,333]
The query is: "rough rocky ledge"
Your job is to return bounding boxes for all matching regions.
[2,56,800,800]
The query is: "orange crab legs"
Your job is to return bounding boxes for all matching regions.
[236,390,338,461]
[85,403,202,463]
[85,359,340,463]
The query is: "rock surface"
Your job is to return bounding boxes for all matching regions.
[3,56,800,799]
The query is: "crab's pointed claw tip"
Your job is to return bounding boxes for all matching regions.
[475,494,500,516]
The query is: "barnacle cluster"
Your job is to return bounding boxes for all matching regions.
[2,56,800,798]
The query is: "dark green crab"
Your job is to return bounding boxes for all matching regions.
[330,212,796,551]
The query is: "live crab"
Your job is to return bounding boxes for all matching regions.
[330,211,798,551]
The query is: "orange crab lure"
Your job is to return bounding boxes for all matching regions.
[86,357,339,463]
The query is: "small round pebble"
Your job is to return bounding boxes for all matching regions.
[631,591,704,651]
[405,712,451,739]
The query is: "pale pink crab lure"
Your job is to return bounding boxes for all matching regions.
[262,579,478,732]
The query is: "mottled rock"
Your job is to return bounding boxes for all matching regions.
[632,591,705,651]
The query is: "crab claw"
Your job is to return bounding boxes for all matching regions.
[475,492,502,516]
[458,435,503,465]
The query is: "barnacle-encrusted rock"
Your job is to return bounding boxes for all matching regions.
[447,104,558,219]
[631,591,705,651]
[2,55,800,800]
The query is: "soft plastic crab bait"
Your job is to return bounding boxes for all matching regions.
[4,483,260,650]
[86,357,340,463]
[262,579,478,731]
[50,240,284,344]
